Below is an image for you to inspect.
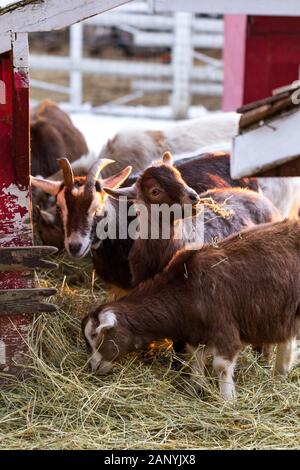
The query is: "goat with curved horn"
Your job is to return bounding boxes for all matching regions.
[87,158,115,183]
[57,158,75,187]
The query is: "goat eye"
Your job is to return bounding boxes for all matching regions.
[151,188,161,197]
[91,333,97,339]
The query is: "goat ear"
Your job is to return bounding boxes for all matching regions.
[88,158,115,181]
[39,208,56,224]
[162,151,174,166]
[103,184,137,201]
[95,323,114,335]
[31,176,62,196]
[101,165,132,190]
[96,310,116,335]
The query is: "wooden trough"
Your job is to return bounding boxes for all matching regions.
[0,0,131,381]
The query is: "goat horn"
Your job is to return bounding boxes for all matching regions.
[87,158,115,183]
[57,158,74,187]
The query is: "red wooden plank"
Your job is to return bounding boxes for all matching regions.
[13,68,30,188]
[0,41,34,379]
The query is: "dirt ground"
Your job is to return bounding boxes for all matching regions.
[29,30,222,110]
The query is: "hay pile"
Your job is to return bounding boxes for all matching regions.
[1,253,300,450]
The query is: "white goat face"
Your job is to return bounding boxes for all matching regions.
[82,310,118,375]
[31,164,132,259]
[57,180,103,258]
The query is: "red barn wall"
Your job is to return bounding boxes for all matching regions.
[0,48,33,378]
[223,16,300,110]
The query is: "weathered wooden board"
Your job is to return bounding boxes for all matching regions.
[0,246,58,271]
[0,36,34,380]
[239,96,298,131]
[237,91,291,114]
[0,288,57,315]
[0,41,31,249]
[239,104,271,130]
[231,108,300,178]
[0,0,132,33]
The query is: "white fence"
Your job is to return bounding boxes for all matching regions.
[30,0,223,119]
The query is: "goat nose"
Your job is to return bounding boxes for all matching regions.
[189,192,200,204]
[69,242,82,256]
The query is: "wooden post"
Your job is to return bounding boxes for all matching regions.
[222,15,247,111]
[171,12,193,119]
[70,23,83,109]
[0,32,34,379]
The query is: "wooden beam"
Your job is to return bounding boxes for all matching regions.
[154,0,300,16]
[0,36,34,379]
[0,0,133,34]
[0,288,57,315]
[0,246,58,271]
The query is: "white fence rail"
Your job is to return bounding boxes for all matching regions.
[29,0,224,118]
[30,55,223,81]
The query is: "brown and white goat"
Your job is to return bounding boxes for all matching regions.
[31,158,132,258]
[82,219,300,401]
[98,152,257,292]
[31,152,256,289]
[30,100,89,178]
[105,152,280,287]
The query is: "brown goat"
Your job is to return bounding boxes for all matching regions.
[82,219,300,401]
[31,158,132,258]
[32,152,257,289]
[30,100,89,177]
[104,152,280,287]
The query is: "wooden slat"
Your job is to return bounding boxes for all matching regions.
[239,96,299,131]
[0,287,57,315]
[239,104,271,129]
[237,91,291,114]
[0,0,133,33]
[272,81,300,96]
[0,246,58,271]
